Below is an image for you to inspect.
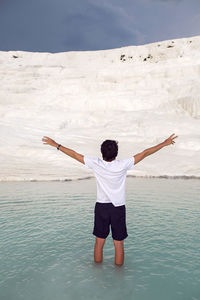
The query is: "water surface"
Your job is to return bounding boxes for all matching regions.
[0,178,199,300]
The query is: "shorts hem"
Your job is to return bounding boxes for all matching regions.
[112,234,128,241]
[93,232,109,239]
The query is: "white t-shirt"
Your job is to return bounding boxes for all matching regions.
[84,156,135,207]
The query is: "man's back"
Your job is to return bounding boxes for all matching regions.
[84,156,135,206]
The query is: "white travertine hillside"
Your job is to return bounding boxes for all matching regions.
[0,35,200,181]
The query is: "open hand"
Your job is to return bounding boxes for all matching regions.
[163,133,178,146]
[42,136,57,147]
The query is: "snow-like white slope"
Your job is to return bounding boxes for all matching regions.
[0,36,200,181]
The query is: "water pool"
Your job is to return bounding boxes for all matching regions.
[0,178,200,300]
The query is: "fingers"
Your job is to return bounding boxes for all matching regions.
[169,134,178,141]
[171,136,178,145]
[169,133,175,139]
[42,136,50,144]
[165,134,178,146]
[171,135,178,143]
[41,136,56,147]
[170,133,178,138]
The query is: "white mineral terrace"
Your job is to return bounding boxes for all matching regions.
[0,35,200,181]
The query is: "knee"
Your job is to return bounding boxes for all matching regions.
[95,237,106,248]
[113,239,124,249]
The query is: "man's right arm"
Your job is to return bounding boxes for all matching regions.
[133,133,178,165]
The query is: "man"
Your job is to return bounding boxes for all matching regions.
[42,133,178,266]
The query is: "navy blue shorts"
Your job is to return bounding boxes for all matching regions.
[93,202,128,241]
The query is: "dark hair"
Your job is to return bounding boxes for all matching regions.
[101,140,118,161]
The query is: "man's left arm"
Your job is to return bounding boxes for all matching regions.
[42,136,85,164]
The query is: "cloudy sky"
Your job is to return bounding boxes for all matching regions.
[0,0,200,52]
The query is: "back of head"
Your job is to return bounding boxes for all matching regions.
[101,140,118,161]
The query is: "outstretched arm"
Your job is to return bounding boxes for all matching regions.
[42,136,84,164]
[134,133,178,165]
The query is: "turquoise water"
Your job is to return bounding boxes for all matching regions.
[0,178,200,300]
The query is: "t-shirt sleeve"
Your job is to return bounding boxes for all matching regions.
[124,157,135,170]
[84,156,96,169]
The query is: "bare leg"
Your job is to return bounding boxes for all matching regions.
[113,239,124,266]
[94,237,106,263]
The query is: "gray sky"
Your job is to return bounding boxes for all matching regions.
[0,0,200,52]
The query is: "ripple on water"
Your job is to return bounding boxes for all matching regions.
[0,178,200,300]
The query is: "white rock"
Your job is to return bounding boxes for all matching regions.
[0,35,200,181]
